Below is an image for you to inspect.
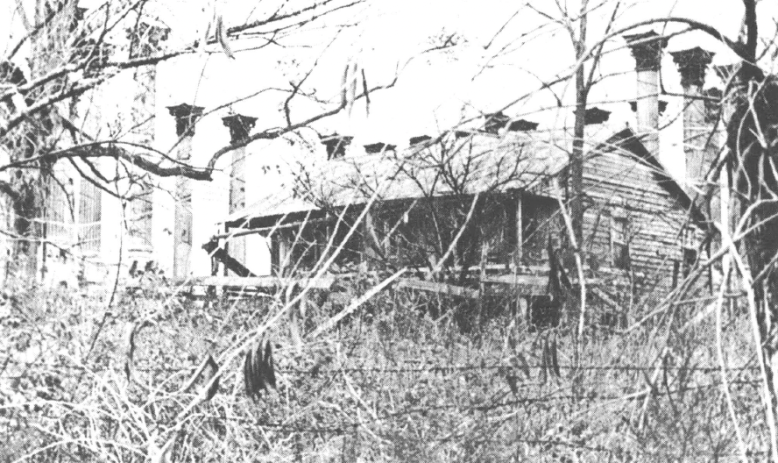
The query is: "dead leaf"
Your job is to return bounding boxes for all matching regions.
[203,355,219,401]
[215,15,234,59]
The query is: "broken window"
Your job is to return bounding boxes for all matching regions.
[610,216,630,270]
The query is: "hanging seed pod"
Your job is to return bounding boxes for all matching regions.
[540,339,549,385]
[243,339,277,401]
[549,339,562,378]
[245,345,264,400]
[203,355,219,401]
[243,347,254,398]
[263,341,276,389]
[252,342,266,393]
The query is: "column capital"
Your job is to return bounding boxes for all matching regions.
[222,113,257,142]
[671,47,715,87]
[167,103,204,137]
[321,133,352,159]
[623,31,667,72]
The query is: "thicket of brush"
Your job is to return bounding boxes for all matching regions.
[0,283,767,462]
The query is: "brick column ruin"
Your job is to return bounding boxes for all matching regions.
[624,31,667,157]
[671,47,715,187]
[167,103,203,279]
[222,113,257,273]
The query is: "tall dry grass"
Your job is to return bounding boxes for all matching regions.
[0,283,766,462]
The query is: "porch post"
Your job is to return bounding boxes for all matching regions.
[361,208,379,272]
[167,103,203,280]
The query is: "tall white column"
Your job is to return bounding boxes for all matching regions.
[624,31,667,158]
[167,103,203,280]
[222,113,257,274]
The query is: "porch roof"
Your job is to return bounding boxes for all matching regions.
[225,130,570,227]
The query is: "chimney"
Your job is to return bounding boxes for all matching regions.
[671,47,715,187]
[409,135,432,146]
[624,31,667,156]
[167,103,203,279]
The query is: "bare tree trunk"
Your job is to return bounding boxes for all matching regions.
[727,1,778,455]
[570,44,587,251]
[568,1,590,400]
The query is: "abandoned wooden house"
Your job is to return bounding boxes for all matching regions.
[209,33,723,324]
[1,22,728,327]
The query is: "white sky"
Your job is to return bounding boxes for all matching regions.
[3,0,776,277]
[2,0,777,142]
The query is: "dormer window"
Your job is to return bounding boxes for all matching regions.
[409,135,432,146]
[321,134,352,160]
[484,111,510,134]
[629,100,668,114]
[507,119,539,132]
[364,142,396,154]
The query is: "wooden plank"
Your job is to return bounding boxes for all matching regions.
[398,274,550,298]
[180,275,335,289]
[202,240,256,278]
[396,278,480,299]
[483,274,548,287]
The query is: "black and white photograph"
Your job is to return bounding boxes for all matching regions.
[2,0,778,460]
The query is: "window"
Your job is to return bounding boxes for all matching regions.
[78,179,101,255]
[681,226,699,277]
[611,216,630,270]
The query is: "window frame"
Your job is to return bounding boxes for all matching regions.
[681,226,699,277]
[610,213,630,270]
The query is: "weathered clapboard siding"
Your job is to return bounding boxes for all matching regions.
[578,147,697,287]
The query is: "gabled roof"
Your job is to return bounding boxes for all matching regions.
[596,128,708,227]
